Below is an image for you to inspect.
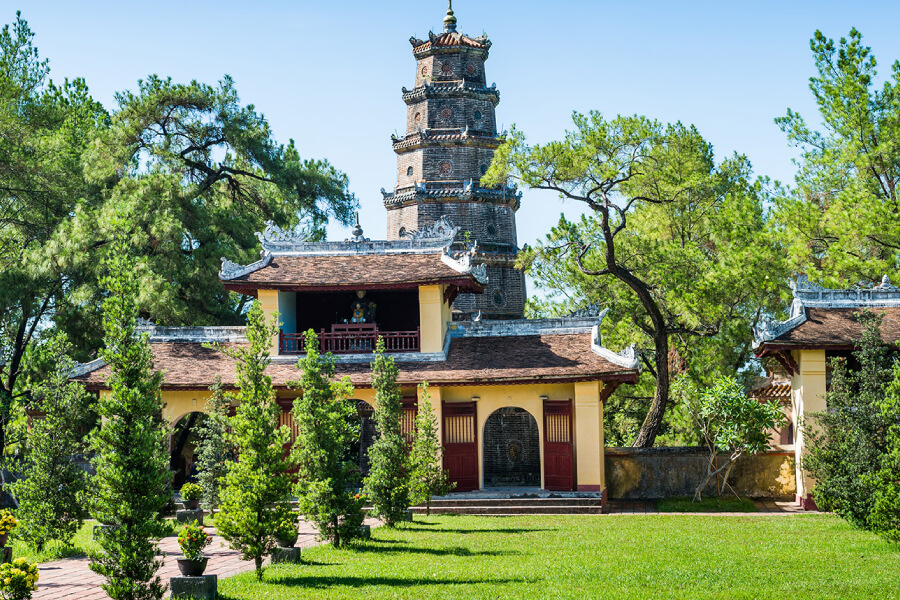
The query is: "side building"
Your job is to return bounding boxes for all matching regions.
[73,221,640,505]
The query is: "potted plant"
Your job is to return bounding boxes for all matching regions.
[176,520,212,577]
[0,510,18,547]
[273,506,298,548]
[179,482,203,510]
[0,558,39,600]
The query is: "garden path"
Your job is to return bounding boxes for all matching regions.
[34,517,380,600]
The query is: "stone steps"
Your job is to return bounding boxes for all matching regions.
[412,497,606,515]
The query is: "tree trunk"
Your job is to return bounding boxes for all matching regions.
[632,327,669,448]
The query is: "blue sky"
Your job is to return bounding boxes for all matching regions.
[12,0,900,258]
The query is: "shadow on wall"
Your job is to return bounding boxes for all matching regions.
[605,447,796,500]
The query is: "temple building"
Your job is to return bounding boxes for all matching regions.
[754,275,900,509]
[71,6,641,504]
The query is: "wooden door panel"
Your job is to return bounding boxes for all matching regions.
[543,399,574,491]
[442,401,478,492]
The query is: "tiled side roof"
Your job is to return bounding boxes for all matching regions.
[222,253,481,291]
[751,380,791,400]
[73,333,639,390]
[412,32,490,53]
[766,307,900,347]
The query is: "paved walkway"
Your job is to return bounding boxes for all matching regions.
[35,517,379,600]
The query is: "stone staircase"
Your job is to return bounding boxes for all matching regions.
[411,493,607,515]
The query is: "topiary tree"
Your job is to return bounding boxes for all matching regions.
[88,231,171,600]
[363,339,411,527]
[866,361,900,542]
[410,383,454,515]
[212,302,292,581]
[675,375,785,502]
[12,333,94,552]
[194,377,231,512]
[291,330,364,547]
[804,312,897,531]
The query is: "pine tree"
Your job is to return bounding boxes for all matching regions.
[213,303,292,581]
[291,330,364,547]
[88,233,170,600]
[194,377,231,512]
[410,383,453,515]
[13,334,93,552]
[363,339,410,527]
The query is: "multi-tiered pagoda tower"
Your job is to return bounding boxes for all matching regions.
[382,3,525,319]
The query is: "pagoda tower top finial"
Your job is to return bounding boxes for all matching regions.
[443,0,457,33]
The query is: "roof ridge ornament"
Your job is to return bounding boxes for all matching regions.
[345,212,369,243]
[443,0,457,33]
[402,215,460,242]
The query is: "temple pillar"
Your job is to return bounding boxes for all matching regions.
[418,285,447,353]
[792,349,827,509]
[574,381,605,492]
[257,289,280,355]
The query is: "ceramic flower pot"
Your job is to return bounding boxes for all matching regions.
[276,536,296,548]
[176,556,209,577]
[182,499,200,510]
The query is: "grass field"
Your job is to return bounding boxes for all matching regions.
[218,514,900,600]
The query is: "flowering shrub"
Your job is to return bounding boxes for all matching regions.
[180,482,203,502]
[177,521,212,560]
[0,558,39,600]
[0,511,18,536]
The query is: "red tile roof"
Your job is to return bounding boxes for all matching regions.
[751,380,791,401]
[762,307,900,348]
[222,253,482,292]
[413,32,489,52]
[74,333,638,390]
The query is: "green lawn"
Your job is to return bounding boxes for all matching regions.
[218,514,900,600]
[657,496,758,512]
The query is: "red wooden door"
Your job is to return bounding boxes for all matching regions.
[543,399,574,491]
[401,398,419,446]
[442,401,478,492]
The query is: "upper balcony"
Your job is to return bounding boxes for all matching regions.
[218,217,488,356]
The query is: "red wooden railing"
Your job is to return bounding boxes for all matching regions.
[280,324,420,355]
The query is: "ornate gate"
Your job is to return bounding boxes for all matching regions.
[442,401,478,492]
[543,399,574,491]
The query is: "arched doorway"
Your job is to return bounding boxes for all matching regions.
[170,412,208,490]
[483,407,540,488]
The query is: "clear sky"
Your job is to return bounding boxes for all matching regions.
[10,0,900,260]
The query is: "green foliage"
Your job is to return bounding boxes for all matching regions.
[0,510,16,536]
[88,231,170,600]
[177,521,212,561]
[11,334,93,552]
[804,312,899,542]
[409,383,453,514]
[194,377,231,511]
[212,302,292,581]
[488,113,785,446]
[291,330,364,548]
[675,375,784,501]
[0,12,107,477]
[179,482,202,502]
[775,28,900,286]
[0,557,39,600]
[272,505,299,547]
[656,497,758,513]
[363,339,411,527]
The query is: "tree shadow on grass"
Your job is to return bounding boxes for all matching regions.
[398,526,554,535]
[263,575,537,589]
[350,545,519,557]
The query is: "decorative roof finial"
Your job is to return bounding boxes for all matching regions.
[443,0,457,33]
[346,212,369,243]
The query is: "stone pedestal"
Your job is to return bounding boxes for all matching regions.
[272,546,301,564]
[0,546,11,564]
[170,574,217,599]
[403,509,413,522]
[176,509,204,525]
[358,524,371,540]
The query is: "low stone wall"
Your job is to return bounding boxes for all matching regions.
[605,447,796,500]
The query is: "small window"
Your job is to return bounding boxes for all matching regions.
[406,166,414,176]
[399,227,407,238]
[486,222,498,237]
[440,162,452,176]
[474,110,483,121]
[414,112,421,122]
[480,164,488,176]
[492,290,506,307]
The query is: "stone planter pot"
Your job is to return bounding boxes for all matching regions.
[176,556,209,577]
[0,533,8,547]
[182,499,200,510]
[276,537,297,549]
